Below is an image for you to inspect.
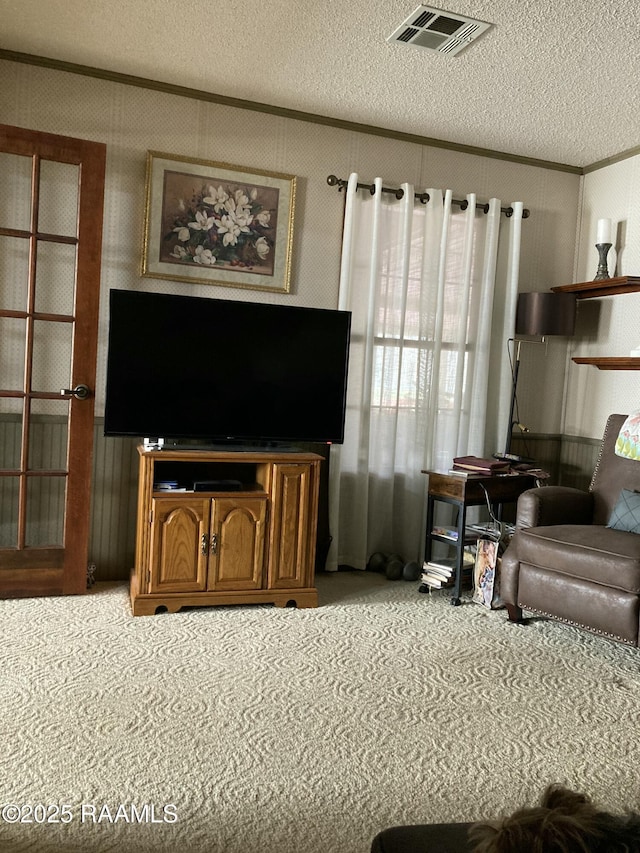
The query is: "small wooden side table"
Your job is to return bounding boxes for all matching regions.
[422,470,535,605]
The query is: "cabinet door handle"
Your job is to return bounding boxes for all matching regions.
[210,533,218,555]
[201,534,208,555]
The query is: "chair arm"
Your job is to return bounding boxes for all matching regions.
[515,486,594,529]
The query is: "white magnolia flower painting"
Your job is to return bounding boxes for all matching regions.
[161,171,279,276]
[143,152,296,292]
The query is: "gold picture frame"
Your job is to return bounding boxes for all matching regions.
[142,151,296,293]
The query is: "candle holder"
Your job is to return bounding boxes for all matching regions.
[594,242,612,280]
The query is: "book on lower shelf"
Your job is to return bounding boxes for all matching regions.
[423,557,456,575]
[421,572,454,589]
[431,526,483,544]
[421,570,453,586]
[430,526,459,541]
[422,559,458,578]
[421,555,474,589]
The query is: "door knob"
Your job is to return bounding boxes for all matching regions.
[60,384,91,400]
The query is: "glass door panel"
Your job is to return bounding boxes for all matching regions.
[38,160,79,238]
[25,476,66,546]
[0,317,26,391]
[0,477,19,547]
[31,320,73,394]
[0,398,21,470]
[0,235,29,311]
[34,241,76,315]
[0,151,32,230]
[28,398,69,471]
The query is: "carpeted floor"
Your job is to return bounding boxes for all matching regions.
[1,570,640,853]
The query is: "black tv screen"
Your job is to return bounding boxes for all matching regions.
[104,289,351,445]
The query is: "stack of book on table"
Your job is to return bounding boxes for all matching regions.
[450,455,511,475]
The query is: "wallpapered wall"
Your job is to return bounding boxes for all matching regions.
[563,157,640,438]
[1,58,585,578]
[1,58,581,428]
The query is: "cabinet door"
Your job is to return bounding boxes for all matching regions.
[208,496,267,591]
[149,499,209,593]
[268,463,317,589]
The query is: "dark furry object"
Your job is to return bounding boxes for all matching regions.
[468,784,640,853]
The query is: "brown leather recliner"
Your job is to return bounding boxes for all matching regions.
[501,413,640,646]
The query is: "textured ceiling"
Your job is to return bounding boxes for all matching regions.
[2,0,640,168]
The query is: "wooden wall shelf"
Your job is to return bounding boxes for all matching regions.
[552,276,640,299]
[572,357,640,370]
[554,276,640,368]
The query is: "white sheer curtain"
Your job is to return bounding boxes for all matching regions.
[327,174,523,571]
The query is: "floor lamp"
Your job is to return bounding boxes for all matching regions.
[504,291,576,457]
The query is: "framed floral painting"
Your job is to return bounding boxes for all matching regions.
[142,151,296,292]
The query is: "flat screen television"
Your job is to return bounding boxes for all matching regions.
[104,289,352,446]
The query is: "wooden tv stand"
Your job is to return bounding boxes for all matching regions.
[130,445,322,616]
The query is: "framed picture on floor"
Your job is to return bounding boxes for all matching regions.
[142,151,296,293]
[473,537,500,609]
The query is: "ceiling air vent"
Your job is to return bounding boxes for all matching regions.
[387,5,493,56]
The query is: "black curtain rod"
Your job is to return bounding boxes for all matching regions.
[326,175,530,219]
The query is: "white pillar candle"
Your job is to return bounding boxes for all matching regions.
[596,218,612,244]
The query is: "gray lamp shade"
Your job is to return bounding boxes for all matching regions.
[515,291,576,336]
